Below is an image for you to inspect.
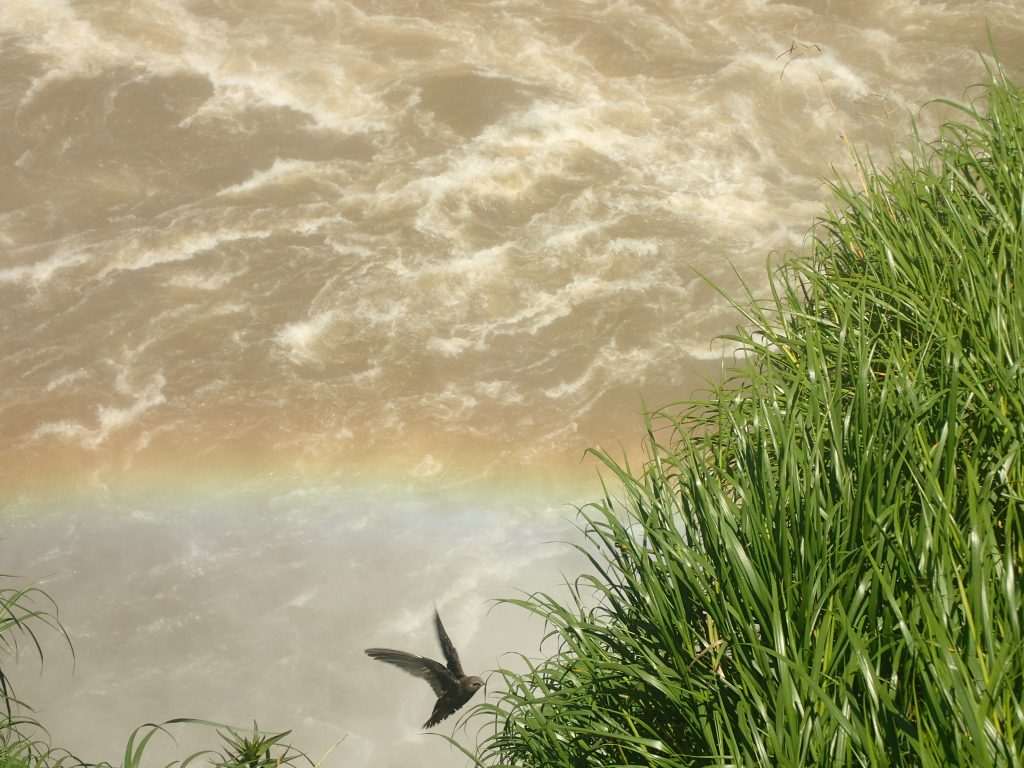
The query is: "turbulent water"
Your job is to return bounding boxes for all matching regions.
[2,1,1023,765]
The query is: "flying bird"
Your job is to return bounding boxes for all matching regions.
[366,609,484,728]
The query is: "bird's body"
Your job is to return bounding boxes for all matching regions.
[366,610,484,728]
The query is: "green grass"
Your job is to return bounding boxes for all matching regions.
[463,59,1024,767]
[0,577,314,768]
[1,576,71,760]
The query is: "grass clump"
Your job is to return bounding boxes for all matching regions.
[1,576,313,768]
[468,60,1024,767]
[1,576,73,768]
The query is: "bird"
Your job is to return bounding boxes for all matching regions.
[365,609,484,728]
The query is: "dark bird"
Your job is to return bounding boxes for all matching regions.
[366,609,484,728]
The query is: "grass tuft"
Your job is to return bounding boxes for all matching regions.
[465,58,1024,767]
[1,576,316,768]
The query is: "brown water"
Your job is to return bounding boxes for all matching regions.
[2,1,1023,765]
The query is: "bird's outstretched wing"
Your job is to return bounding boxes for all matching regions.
[434,610,464,676]
[365,648,456,697]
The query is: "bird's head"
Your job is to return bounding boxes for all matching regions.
[465,675,485,692]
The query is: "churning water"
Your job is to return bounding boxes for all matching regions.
[2,1,1023,765]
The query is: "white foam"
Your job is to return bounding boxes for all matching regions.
[5,0,129,103]
[608,237,659,257]
[425,336,475,357]
[398,88,651,239]
[436,245,508,277]
[352,365,384,385]
[682,337,748,361]
[216,158,321,197]
[103,228,272,276]
[166,263,250,291]
[6,0,391,132]
[488,274,650,338]
[179,48,389,133]
[45,368,89,392]
[541,215,608,250]
[32,372,167,450]
[771,48,873,100]
[351,296,409,327]
[0,248,88,287]
[473,380,525,404]
[275,310,338,363]
[543,344,656,401]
